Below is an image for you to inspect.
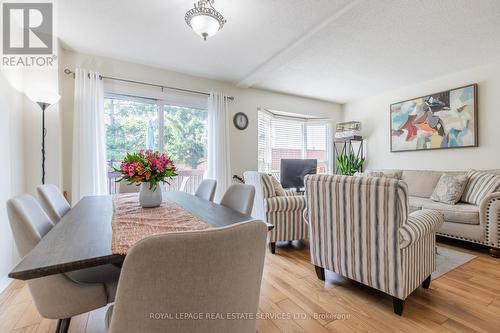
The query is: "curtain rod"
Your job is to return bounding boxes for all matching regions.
[63,69,234,101]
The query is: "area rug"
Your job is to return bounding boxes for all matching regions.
[432,246,476,280]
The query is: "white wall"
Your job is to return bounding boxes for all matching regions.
[0,70,25,291]
[60,49,342,201]
[342,61,500,171]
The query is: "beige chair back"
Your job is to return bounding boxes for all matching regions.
[6,194,107,319]
[195,179,217,201]
[108,220,268,333]
[220,184,255,215]
[118,182,140,193]
[7,194,54,257]
[36,184,71,223]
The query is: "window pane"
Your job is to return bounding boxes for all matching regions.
[258,110,331,180]
[104,97,158,168]
[163,105,208,194]
[306,124,328,173]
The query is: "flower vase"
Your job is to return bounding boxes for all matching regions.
[139,182,162,208]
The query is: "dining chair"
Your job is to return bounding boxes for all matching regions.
[220,184,255,215]
[194,179,217,201]
[106,220,268,333]
[36,184,71,224]
[7,194,114,333]
[118,181,140,193]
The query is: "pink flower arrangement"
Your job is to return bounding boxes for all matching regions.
[115,150,177,190]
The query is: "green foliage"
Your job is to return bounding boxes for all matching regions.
[104,99,207,170]
[336,153,365,176]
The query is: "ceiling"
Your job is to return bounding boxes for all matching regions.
[58,0,500,103]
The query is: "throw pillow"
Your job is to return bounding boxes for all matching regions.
[461,169,500,205]
[430,174,468,205]
[356,170,402,179]
[270,176,287,196]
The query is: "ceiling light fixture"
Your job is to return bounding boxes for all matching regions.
[185,0,226,41]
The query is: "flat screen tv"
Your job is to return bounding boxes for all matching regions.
[280,159,317,189]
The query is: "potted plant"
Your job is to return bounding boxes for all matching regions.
[336,152,365,176]
[116,150,177,208]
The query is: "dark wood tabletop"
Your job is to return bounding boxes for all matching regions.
[8,191,272,281]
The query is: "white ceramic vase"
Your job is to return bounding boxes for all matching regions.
[139,182,162,208]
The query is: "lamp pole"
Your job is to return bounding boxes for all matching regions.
[37,102,49,185]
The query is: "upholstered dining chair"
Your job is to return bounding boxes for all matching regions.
[105,220,268,333]
[7,194,115,333]
[304,175,444,315]
[195,179,217,201]
[243,171,308,254]
[118,182,140,193]
[36,184,71,224]
[220,184,255,215]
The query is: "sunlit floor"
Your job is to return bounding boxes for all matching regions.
[1,240,499,333]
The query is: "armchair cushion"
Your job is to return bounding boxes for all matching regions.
[400,210,444,249]
[265,195,305,212]
[270,176,287,196]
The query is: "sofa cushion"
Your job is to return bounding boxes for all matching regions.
[408,196,434,213]
[430,174,468,205]
[421,201,479,225]
[461,169,500,205]
[402,170,445,198]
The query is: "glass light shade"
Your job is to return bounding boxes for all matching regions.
[26,90,61,106]
[190,15,220,40]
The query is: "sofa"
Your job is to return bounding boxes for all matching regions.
[304,175,444,315]
[243,171,308,253]
[373,169,500,257]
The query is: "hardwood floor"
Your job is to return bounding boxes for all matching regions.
[1,241,499,333]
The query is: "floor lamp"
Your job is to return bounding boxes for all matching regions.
[28,93,61,185]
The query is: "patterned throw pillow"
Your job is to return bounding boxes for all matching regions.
[430,174,468,205]
[270,176,287,196]
[461,169,500,205]
[355,170,402,179]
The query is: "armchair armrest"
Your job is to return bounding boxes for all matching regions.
[265,195,305,213]
[480,191,500,248]
[400,210,444,249]
[284,190,301,196]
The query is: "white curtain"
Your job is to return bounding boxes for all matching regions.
[207,92,231,201]
[71,68,107,203]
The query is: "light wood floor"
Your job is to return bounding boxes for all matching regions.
[1,241,499,333]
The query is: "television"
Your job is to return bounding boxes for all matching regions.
[280,159,317,189]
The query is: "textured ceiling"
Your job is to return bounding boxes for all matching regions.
[58,0,500,103]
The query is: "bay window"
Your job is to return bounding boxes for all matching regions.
[258,109,332,178]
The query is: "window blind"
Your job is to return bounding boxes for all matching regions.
[258,110,331,175]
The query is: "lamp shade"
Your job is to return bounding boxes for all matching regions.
[26,90,61,106]
[189,15,221,40]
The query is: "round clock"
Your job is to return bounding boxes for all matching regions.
[233,112,249,130]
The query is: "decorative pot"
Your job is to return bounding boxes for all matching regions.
[139,182,162,208]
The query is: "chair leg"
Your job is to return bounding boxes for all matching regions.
[314,265,325,281]
[269,242,276,254]
[422,275,431,289]
[392,297,404,316]
[56,318,71,333]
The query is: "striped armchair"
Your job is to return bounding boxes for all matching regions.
[304,175,443,315]
[244,172,308,254]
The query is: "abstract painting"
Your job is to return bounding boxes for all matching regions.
[390,84,477,152]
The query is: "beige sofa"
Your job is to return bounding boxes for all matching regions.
[381,169,500,257]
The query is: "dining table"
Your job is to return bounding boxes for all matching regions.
[9,191,273,281]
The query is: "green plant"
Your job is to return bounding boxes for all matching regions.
[336,153,365,176]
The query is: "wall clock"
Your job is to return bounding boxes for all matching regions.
[233,112,248,130]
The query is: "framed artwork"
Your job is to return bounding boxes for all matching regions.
[390,84,478,152]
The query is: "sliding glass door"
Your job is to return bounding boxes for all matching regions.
[104,95,208,194]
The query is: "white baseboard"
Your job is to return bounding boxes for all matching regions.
[0,275,12,293]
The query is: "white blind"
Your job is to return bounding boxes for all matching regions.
[258,110,331,174]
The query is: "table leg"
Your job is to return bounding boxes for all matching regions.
[56,318,71,333]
